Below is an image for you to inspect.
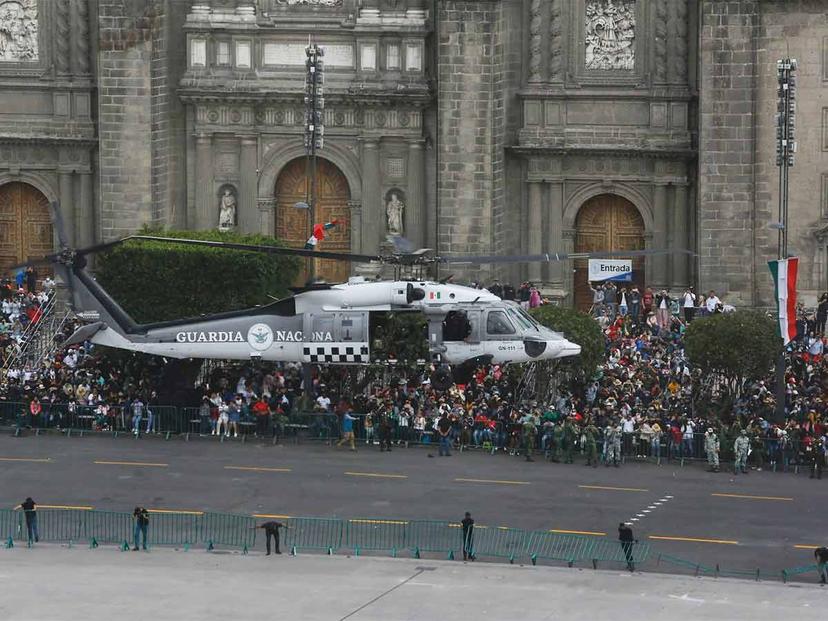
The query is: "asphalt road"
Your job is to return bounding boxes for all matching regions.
[0,432,825,575]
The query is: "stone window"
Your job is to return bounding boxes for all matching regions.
[386,43,400,70]
[216,41,230,66]
[235,41,252,69]
[360,44,376,71]
[191,39,207,67]
[405,43,422,72]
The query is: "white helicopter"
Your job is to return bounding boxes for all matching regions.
[13,203,681,388]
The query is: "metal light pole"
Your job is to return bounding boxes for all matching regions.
[773,57,797,423]
[303,42,325,282]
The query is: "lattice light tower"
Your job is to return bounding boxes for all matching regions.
[304,43,325,279]
[775,57,797,259]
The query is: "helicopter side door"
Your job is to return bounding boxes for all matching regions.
[302,311,370,364]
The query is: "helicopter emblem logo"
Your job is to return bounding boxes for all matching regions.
[246,323,274,352]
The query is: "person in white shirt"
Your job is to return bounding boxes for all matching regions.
[808,334,824,357]
[682,288,696,323]
[706,291,721,313]
[316,394,331,412]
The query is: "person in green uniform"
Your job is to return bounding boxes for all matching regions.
[562,418,577,464]
[521,411,537,462]
[583,422,599,467]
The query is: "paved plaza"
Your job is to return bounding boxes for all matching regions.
[0,545,823,621]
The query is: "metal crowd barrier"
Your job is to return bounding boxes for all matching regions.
[0,507,819,582]
[0,509,256,551]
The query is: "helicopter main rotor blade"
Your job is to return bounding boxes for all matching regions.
[6,255,61,273]
[126,236,385,263]
[436,248,695,265]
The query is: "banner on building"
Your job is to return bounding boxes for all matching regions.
[768,257,799,345]
[587,259,633,282]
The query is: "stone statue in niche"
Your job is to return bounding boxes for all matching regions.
[0,0,38,62]
[385,191,405,236]
[585,0,635,71]
[217,187,237,231]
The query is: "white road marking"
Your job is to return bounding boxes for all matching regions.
[636,513,645,517]
[642,510,651,513]
[668,594,706,604]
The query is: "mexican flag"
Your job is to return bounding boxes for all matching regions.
[768,257,799,345]
[304,219,339,250]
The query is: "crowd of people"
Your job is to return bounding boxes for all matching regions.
[2,272,828,478]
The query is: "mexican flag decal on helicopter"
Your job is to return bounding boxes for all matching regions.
[428,291,441,300]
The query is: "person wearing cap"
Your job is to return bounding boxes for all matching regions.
[704,427,720,472]
[733,429,750,475]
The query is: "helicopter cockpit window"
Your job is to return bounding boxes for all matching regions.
[443,310,472,341]
[508,308,534,331]
[486,311,516,335]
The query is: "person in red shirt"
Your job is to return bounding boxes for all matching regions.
[252,397,269,437]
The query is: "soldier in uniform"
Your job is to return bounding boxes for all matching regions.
[733,429,750,475]
[552,421,564,463]
[521,410,538,462]
[808,435,824,480]
[562,417,577,464]
[704,427,720,472]
[583,421,599,467]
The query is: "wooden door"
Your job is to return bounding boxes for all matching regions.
[275,158,351,284]
[573,194,645,310]
[0,182,53,278]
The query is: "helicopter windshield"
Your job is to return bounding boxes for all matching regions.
[508,308,535,331]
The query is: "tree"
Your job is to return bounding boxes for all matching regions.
[685,311,781,402]
[529,305,605,388]
[95,228,301,324]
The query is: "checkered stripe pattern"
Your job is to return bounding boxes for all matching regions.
[303,343,370,364]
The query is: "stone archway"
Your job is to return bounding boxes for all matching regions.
[0,182,53,276]
[573,194,645,310]
[275,157,351,283]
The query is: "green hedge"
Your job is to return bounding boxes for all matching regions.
[95,228,301,323]
[530,305,604,381]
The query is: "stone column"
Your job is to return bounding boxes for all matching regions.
[671,183,690,288]
[58,170,75,245]
[238,136,258,234]
[77,171,94,248]
[527,182,543,283]
[257,198,275,236]
[361,139,381,254]
[652,182,669,289]
[406,139,425,248]
[194,133,214,230]
[546,181,564,287]
[348,200,363,254]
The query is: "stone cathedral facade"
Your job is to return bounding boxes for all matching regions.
[0,0,827,309]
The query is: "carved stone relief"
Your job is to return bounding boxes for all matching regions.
[585,0,635,71]
[0,0,38,62]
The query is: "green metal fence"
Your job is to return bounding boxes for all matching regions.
[344,518,408,556]
[202,512,256,549]
[283,517,343,554]
[0,507,820,583]
[407,521,459,559]
[526,531,596,567]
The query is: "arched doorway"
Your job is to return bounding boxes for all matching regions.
[573,194,645,310]
[0,182,53,277]
[275,157,351,283]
